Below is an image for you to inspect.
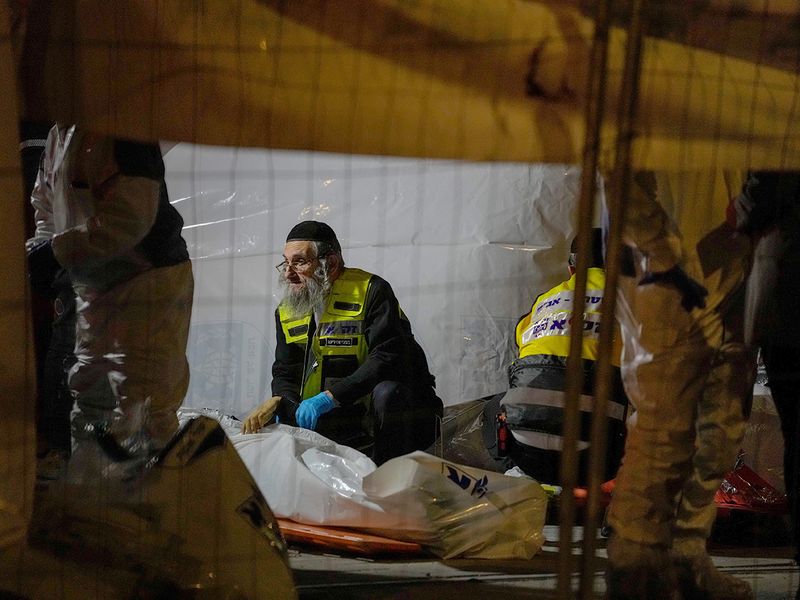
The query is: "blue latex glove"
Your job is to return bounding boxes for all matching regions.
[296,392,336,430]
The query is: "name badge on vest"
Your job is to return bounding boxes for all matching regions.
[320,337,358,347]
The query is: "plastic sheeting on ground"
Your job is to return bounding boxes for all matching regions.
[167,148,591,416]
[184,410,547,559]
[20,416,297,599]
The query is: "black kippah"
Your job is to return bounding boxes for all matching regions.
[570,227,605,268]
[286,220,341,253]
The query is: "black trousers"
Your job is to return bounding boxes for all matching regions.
[762,344,800,563]
[315,381,443,466]
[500,356,628,487]
[39,283,77,454]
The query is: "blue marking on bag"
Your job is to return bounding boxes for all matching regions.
[444,463,488,498]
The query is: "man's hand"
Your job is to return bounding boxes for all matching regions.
[639,265,708,312]
[295,391,336,431]
[241,395,281,434]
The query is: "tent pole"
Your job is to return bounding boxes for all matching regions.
[578,0,647,597]
[556,0,614,597]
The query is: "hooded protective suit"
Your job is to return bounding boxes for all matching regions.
[30,125,193,448]
[606,170,755,598]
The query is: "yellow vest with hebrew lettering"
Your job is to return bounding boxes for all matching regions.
[278,267,372,399]
[516,268,618,363]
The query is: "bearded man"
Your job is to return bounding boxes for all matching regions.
[242,221,442,464]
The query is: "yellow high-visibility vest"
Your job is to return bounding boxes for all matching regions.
[516,268,619,363]
[278,267,372,399]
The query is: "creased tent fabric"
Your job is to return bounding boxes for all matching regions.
[169,152,590,416]
[19,0,800,170]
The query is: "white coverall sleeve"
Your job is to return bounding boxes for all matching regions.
[25,130,56,250]
[51,139,160,267]
[622,171,684,273]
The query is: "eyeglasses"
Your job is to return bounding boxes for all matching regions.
[275,257,315,273]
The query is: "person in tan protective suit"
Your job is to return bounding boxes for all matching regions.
[605,171,756,600]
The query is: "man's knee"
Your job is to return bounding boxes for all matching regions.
[372,381,441,419]
[371,381,440,463]
[372,381,403,416]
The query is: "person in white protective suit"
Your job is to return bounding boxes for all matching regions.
[29,124,194,455]
[605,171,756,600]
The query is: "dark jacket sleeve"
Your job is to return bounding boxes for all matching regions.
[328,276,431,404]
[271,309,304,417]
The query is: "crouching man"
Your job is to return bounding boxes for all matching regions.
[243,221,442,465]
[501,229,628,486]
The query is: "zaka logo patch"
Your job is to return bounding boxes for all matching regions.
[319,321,361,336]
[443,463,489,498]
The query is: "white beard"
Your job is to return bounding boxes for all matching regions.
[279,263,331,319]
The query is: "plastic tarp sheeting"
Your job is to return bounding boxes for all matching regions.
[743,364,785,493]
[19,0,800,169]
[166,146,588,415]
[229,422,548,559]
[24,416,297,599]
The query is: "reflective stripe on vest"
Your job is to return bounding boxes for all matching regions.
[501,386,627,453]
[516,268,607,362]
[502,386,627,422]
[278,267,372,399]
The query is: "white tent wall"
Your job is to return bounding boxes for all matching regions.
[165,145,591,416]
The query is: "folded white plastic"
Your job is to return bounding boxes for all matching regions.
[230,422,547,559]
